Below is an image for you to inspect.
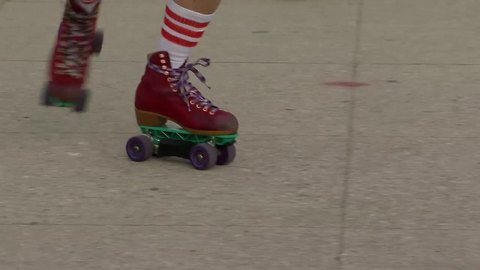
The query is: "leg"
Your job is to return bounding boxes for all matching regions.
[134,0,239,135]
[42,0,103,112]
[157,0,222,68]
[174,0,221,15]
[175,0,221,14]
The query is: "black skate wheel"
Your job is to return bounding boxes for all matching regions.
[92,30,103,55]
[41,83,53,106]
[189,143,217,170]
[216,144,236,166]
[73,90,89,112]
[126,135,154,162]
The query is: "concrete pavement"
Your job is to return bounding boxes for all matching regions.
[0,0,479,269]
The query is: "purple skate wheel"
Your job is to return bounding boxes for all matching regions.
[126,135,154,162]
[189,143,217,170]
[216,144,236,165]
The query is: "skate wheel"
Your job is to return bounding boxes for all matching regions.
[216,144,236,166]
[41,83,53,106]
[92,30,104,55]
[189,143,217,170]
[73,90,89,112]
[126,135,154,162]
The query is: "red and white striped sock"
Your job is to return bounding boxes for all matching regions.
[158,0,214,68]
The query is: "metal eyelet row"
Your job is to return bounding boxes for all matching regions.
[157,54,177,91]
[159,53,170,75]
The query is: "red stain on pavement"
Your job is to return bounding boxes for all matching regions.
[324,81,370,88]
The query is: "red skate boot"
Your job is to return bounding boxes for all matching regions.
[42,0,103,112]
[135,51,239,135]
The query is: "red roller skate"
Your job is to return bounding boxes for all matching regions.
[126,51,239,170]
[42,0,103,112]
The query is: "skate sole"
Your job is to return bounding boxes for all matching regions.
[41,85,89,112]
[135,108,237,136]
[46,96,76,108]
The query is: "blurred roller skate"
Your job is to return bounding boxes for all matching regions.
[42,0,103,112]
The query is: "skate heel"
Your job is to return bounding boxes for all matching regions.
[135,109,167,126]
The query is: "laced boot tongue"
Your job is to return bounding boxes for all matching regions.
[183,85,219,113]
[148,55,220,113]
[171,58,221,112]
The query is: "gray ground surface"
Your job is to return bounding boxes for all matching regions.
[1,0,479,269]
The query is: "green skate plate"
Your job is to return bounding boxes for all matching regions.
[139,125,238,146]
[47,96,75,108]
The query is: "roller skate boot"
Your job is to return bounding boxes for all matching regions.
[126,51,239,170]
[42,0,103,112]
[134,51,238,135]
